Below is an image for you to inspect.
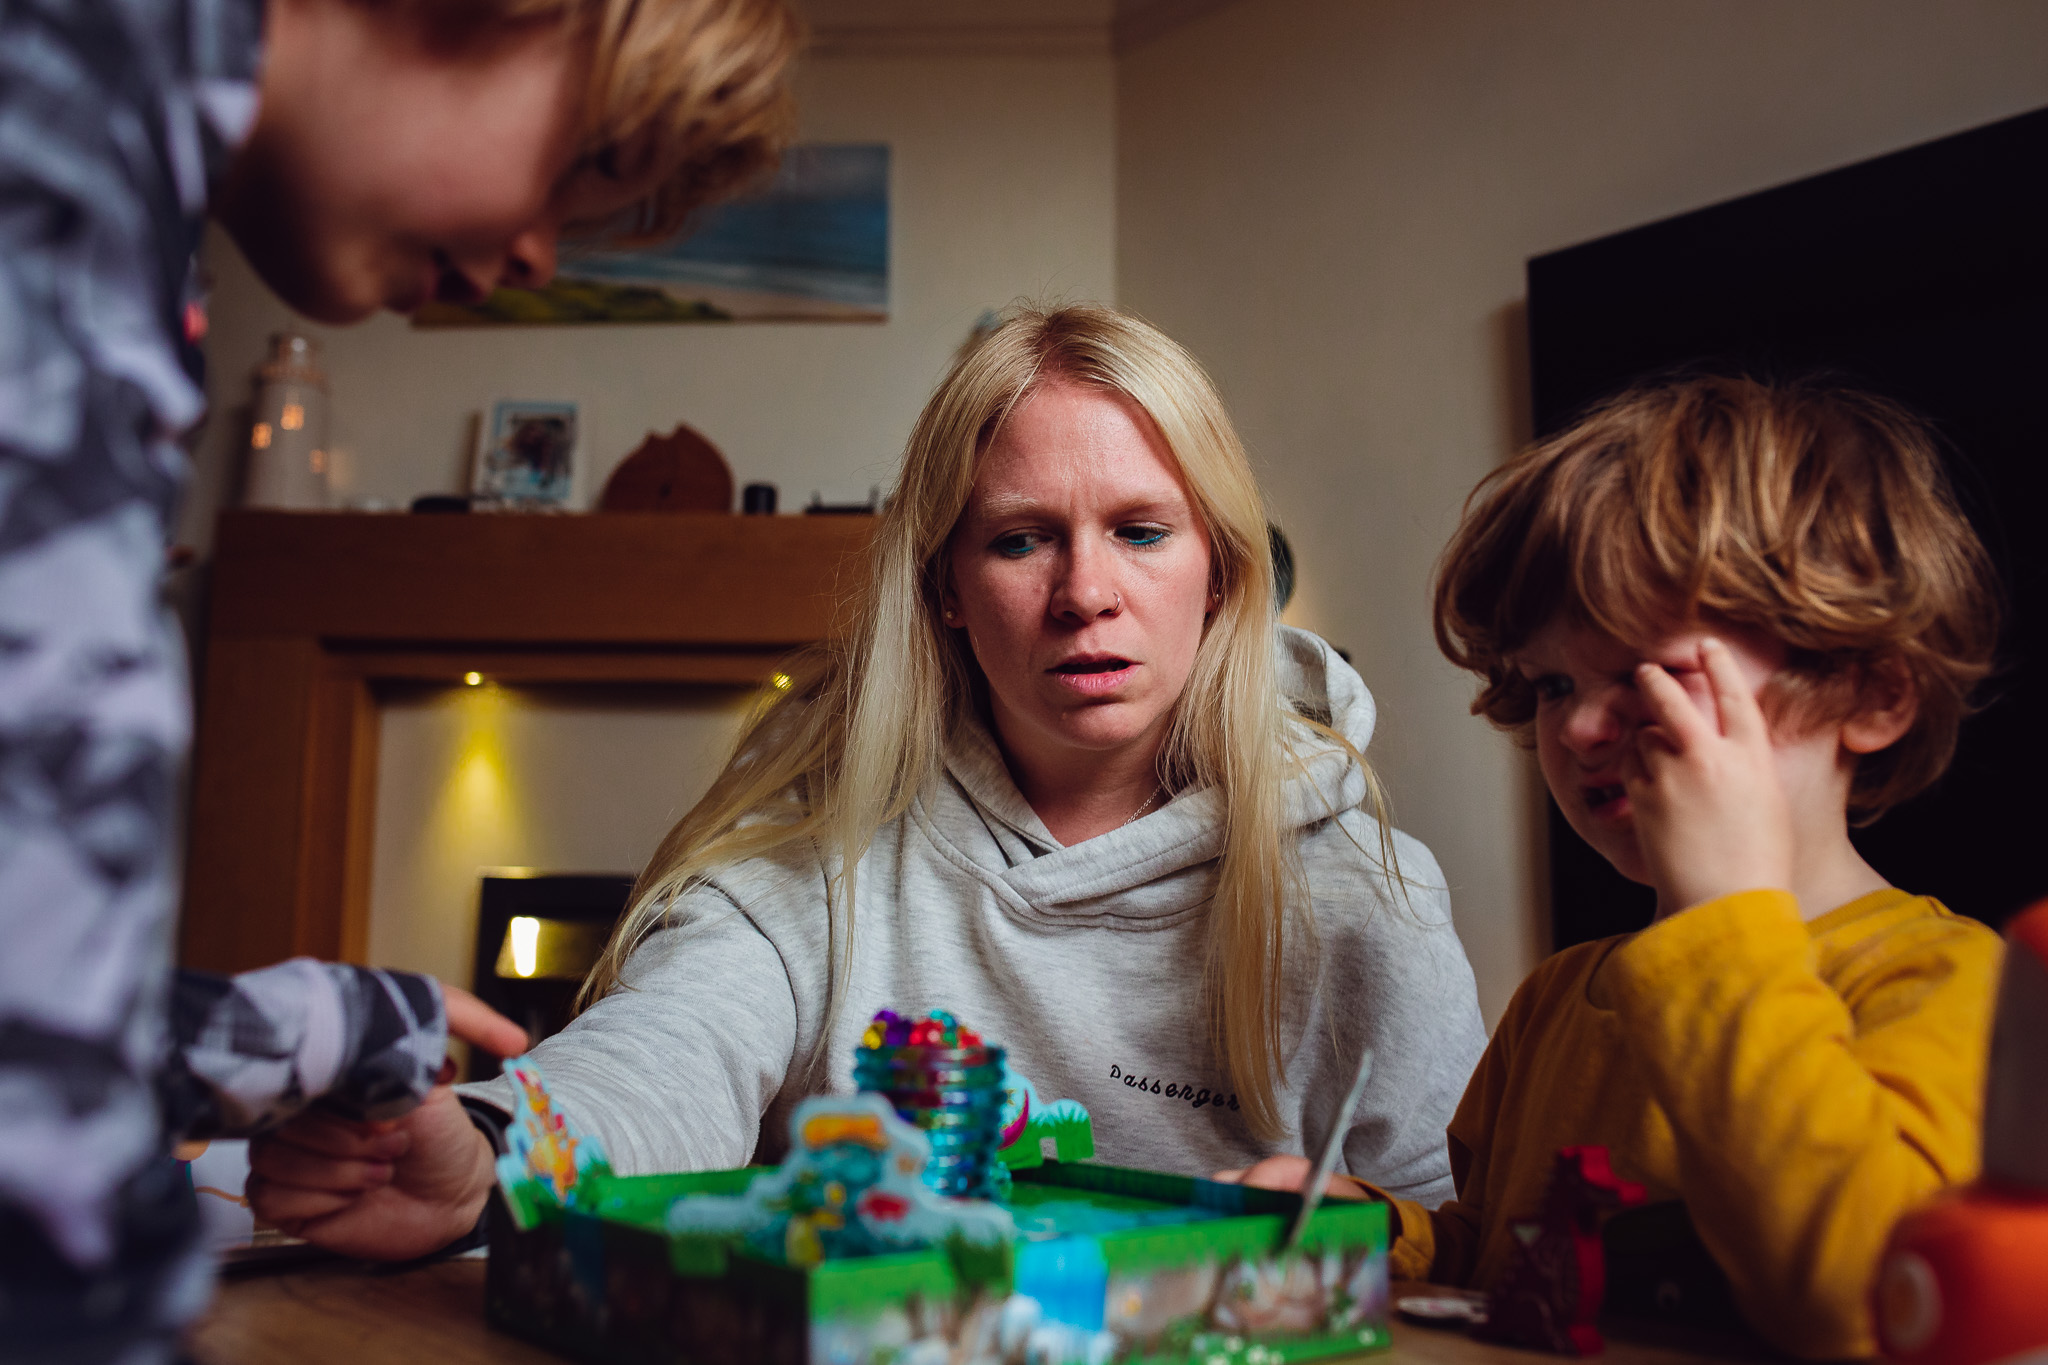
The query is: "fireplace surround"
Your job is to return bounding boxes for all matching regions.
[178,510,873,974]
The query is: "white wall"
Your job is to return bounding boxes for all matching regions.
[1117,0,2048,1024]
[180,46,1117,548]
[367,685,750,990]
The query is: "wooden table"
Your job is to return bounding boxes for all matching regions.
[190,1259,1772,1364]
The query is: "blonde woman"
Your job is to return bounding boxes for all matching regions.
[247,304,1487,1259]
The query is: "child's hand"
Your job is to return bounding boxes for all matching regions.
[1623,637,1795,917]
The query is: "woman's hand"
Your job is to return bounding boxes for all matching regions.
[1212,1155,1369,1201]
[1623,637,1795,917]
[245,981,526,1260]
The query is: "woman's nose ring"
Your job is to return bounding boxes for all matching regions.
[1112,592,1122,614]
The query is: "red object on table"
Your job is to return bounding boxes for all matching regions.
[1471,1145,1647,1356]
[1875,899,2048,1365]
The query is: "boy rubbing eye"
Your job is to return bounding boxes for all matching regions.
[1227,374,2003,1360]
[0,0,794,1358]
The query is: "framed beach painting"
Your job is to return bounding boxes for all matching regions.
[415,144,890,326]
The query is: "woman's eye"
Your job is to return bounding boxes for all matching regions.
[993,533,1040,558]
[1117,525,1169,548]
[1531,673,1573,702]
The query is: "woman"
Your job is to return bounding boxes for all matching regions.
[247,304,1487,1258]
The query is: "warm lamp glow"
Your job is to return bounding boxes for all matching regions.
[464,671,483,686]
[772,672,793,691]
[508,916,540,978]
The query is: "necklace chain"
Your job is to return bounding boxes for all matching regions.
[1118,783,1167,830]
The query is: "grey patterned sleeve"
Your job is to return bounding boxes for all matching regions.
[169,961,450,1137]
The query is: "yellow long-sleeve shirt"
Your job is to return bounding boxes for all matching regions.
[1379,887,2000,1360]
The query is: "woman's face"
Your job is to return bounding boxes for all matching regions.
[944,379,1215,774]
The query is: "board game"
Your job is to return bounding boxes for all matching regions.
[483,1014,1391,1365]
[486,1158,1390,1365]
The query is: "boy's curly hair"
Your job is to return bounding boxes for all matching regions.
[1432,373,2001,820]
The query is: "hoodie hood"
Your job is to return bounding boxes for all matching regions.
[918,626,1377,926]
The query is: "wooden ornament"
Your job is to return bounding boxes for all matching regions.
[598,424,733,512]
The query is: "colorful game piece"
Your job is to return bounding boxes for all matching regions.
[493,1056,613,1229]
[661,1092,1014,1267]
[853,1007,1010,1198]
[1471,1145,1646,1355]
[995,1061,1096,1171]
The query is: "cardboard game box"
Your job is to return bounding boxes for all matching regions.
[486,1159,1391,1365]
[483,1061,1391,1365]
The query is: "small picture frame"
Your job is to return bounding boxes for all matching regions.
[475,400,578,509]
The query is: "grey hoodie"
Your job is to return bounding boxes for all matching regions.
[465,627,1486,1206]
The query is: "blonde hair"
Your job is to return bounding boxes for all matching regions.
[1433,372,2001,818]
[399,0,802,241]
[583,303,1378,1138]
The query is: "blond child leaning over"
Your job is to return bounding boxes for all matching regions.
[1233,374,2004,1359]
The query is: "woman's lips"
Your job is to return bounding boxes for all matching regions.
[1049,658,1137,696]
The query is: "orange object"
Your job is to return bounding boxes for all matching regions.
[1875,899,2048,1364]
[1875,1188,2048,1364]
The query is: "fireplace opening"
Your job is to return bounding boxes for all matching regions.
[469,871,634,1079]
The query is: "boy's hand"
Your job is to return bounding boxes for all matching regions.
[1624,637,1796,917]
[443,983,531,1064]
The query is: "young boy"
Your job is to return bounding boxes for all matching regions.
[1237,373,2003,1359]
[0,0,796,1358]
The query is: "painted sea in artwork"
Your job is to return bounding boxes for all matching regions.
[415,143,889,326]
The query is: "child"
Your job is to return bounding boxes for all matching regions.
[0,0,796,1357]
[1236,373,2003,1359]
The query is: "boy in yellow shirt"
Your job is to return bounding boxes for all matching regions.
[1235,374,2004,1359]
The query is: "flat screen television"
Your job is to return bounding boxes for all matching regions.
[1527,106,2048,949]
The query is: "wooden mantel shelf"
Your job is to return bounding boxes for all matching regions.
[181,510,875,975]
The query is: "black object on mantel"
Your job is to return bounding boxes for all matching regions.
[410,494,471,513]
[805,486,880,515]
[742,482,778,514]
[1527,104,2048,950]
